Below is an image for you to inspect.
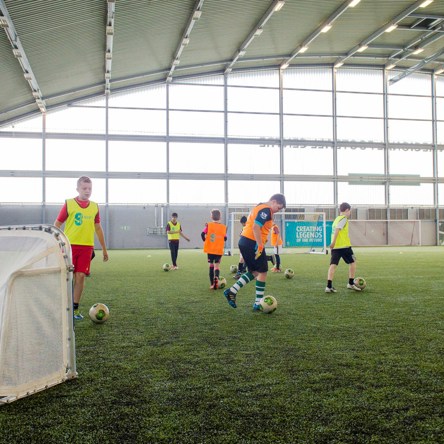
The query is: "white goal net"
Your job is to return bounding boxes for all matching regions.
[0,225,77,405]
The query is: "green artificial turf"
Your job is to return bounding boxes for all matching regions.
[1,247,443,443]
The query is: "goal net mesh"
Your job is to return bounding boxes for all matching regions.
[0,225,77,405]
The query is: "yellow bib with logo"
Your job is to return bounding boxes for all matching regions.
[64,198,98,246]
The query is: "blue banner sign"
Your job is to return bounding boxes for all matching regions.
[285,220,333,248]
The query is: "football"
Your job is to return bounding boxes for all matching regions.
[230,264,238,273]
[259,295,277,314]
[284,268,295,279]
[162,263,171,271]
[89,303,110,324]
[218,276,227,289]
[354,276,366,290]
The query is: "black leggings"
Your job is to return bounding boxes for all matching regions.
[169,241,179,266]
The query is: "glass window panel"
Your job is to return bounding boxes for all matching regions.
[438,122,444,145]
[228,180,281,205]
[0,115,42,133]
[388,95,432,120]
[0,137,42,169]
[437,98,444,121]
[0,178,42,203]
[170,143,224,173]
[109,141,166,172]
[337,92,383,118]
[228,70,279,87]
[389,183,433,205]
[284,115,332,140]
[336,68,383,93]
[337,117,384,142]
[46,106,105,134]
[438,148,444,177]
[437,77,444,96]
[228,144,280,174]
[169,111,223,137]
[108,179,166,204]
[283,145,333,175]
[170,180,224,204]
[169,84,224,111]
[388,119,433,144]
[283,90,332,115]
[228,113,279,138]
[108,108,166,135]
[227,86,279,113]
[284,68,332,90]
[46,178,106,204]
[284,181,333,205]
[388,72,431,96]
[338,182,385,205]
[389,148,433,176]
[439,184,444,205]
[108,85,166,108]
[46,140,106,171]
[337,146,385,175]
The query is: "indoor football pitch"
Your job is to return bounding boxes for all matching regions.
[1,247,443,444]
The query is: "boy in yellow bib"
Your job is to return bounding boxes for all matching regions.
[55,176,109,320]
[326,202,360,293]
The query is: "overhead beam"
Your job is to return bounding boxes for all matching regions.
[105,0,116,95]
[166,0,205,82]
[0,0,46,112]
[224,0,286,74]
[280,0,361,70]
[333,0,436,69]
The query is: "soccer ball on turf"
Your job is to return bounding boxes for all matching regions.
[354,276,366,290]
[284,268,295,279]
[259,295,277,314]
[218,277,227,289]
[89,303,110,324]
[162,263,171,272]
[230,264,238,273]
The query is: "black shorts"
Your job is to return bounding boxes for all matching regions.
[330,247,356,265]
[207,254,222,264]
[238,236,268,273]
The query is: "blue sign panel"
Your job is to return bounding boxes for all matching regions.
[285,221,333,248]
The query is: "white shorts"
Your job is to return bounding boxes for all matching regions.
[273,245,283,255]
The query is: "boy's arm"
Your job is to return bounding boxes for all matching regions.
[329,228,340,249]
[180,231,190,242]
[94,223,109,261]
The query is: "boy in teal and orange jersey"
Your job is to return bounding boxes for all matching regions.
[54,176,109,320]
[224,193,286,310]
[201,209,227,289]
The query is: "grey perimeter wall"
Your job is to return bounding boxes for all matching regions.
[0,204,439,249]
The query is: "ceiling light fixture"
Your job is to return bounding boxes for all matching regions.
[299,46,308,53]
[419,0,433,7]
[334,61,344,68]
[357,45,368,53]
[385,24,398,33]
[385,63,396,70]
[411,47,424,55]
[281,62,290,70]
[254,28,263,36]
[274,1,285,12]
[182,37,190,46]
[321,24,332,33]
[348,0,361,6]
[434,67,444,75]
[192,10,202,20]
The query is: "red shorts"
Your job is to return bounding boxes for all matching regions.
[71,245,94,275]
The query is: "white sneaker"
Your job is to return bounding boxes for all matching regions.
[325,287,337,293]
[347,283,361,291]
